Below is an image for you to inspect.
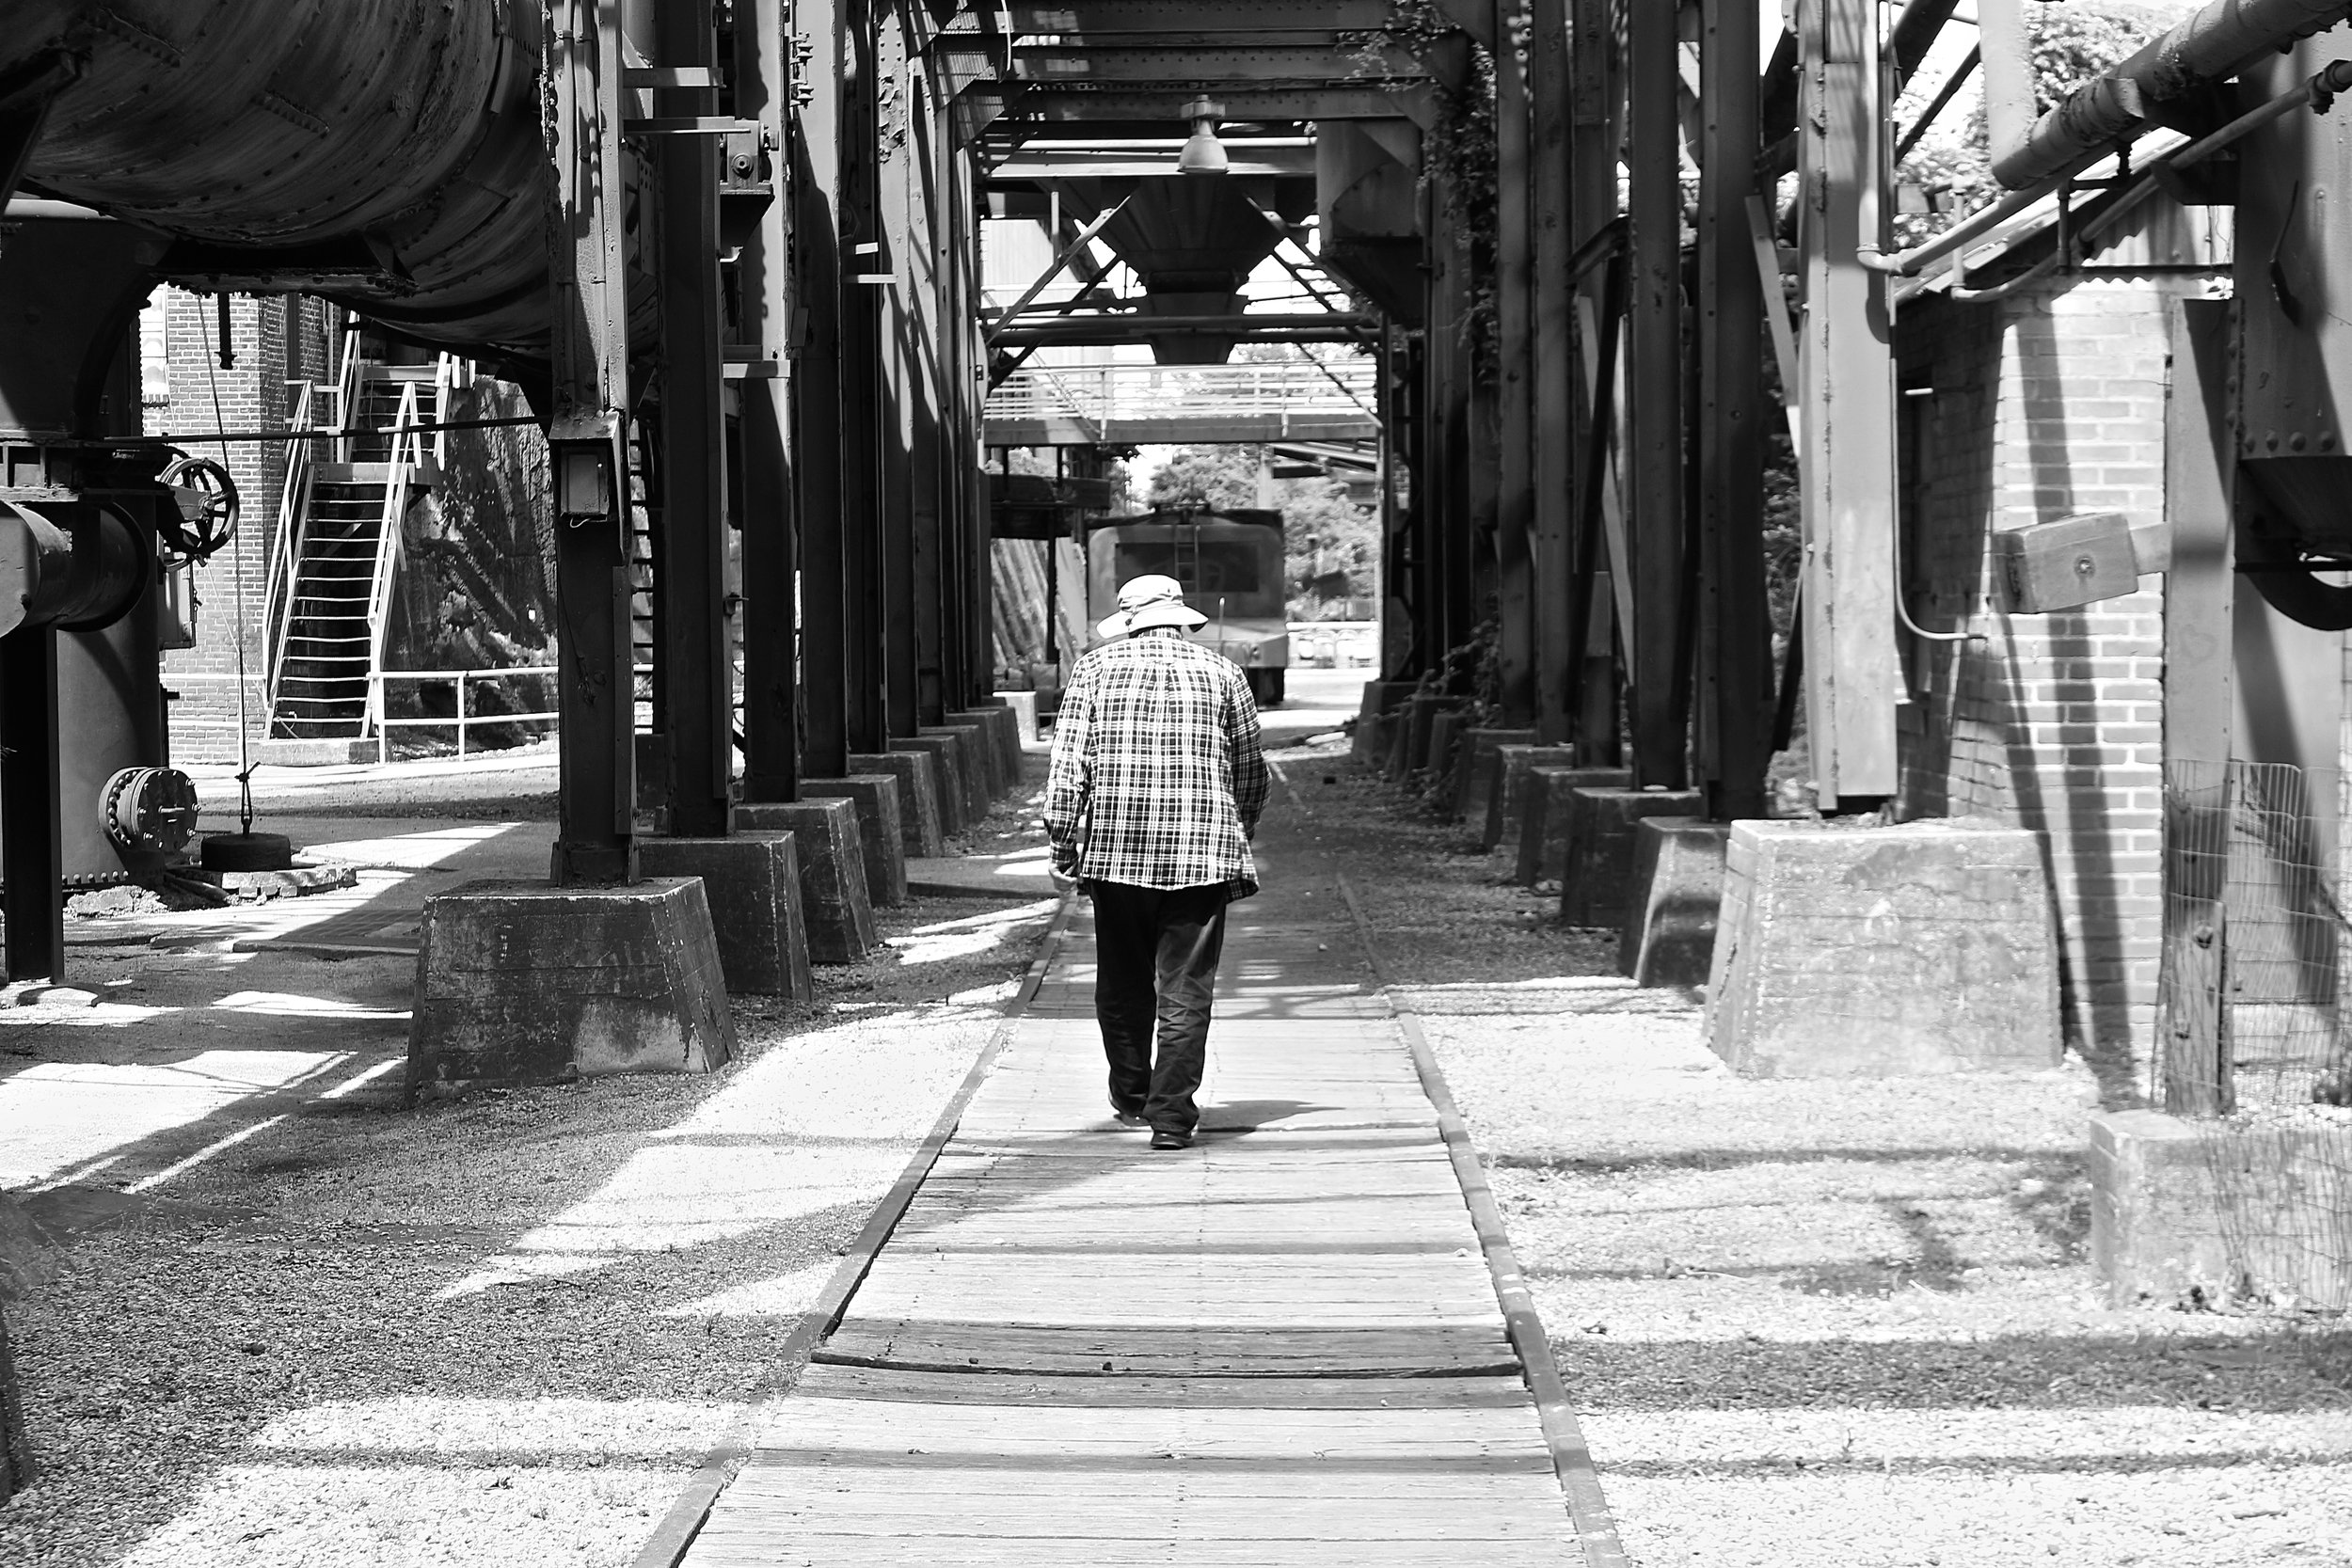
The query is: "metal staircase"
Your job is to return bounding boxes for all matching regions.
[264,353,459,740]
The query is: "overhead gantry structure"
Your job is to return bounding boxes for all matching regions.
[10,0,2352,1003]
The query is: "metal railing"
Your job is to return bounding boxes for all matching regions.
[366,666,560,764]
[985,358,1378,436]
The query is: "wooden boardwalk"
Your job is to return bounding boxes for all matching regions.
[679,889,1592,1566]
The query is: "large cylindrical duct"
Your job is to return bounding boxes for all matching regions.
[8,0,561,355]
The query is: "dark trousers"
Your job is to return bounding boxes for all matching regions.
[1089,880,1230,1136]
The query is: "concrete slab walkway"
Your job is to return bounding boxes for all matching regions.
[676,817,1598,1564]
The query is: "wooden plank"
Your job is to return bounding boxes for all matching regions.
[794,1365,1534,1408]
[671,835,1588,1568]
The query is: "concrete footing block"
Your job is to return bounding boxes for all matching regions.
[1515,768,1639,887]
[920,724,992,822]
[1383,701,1418,782]
[994,691,1040,746]
[1424,710,1469,796]
[407,878,737,1091]
[1706,819,2061,1077]
[1561,787,1704,927]
[1619,818,1730,988]
[789,776,909,908]
[850,752,946,858]
[2090,1109,2352,1309]
[734,799,877,962]
[1353,681,1416,767]
[1483,746,1584,850]
[1454,727,1535,822]
[889,736,967,838]
[951,706,1023,789]
[637,834,813,1000]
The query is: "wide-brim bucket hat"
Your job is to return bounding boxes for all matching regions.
[1097,573,1209,639]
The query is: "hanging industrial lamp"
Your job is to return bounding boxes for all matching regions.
[1177,98,1228,175]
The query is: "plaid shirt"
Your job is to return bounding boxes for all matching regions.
[1044,629,1269,899]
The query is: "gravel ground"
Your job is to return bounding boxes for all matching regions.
[0,757,1061,1567]
[1301,743,2352,1568]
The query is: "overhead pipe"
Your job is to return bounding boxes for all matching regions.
[1950,56,2352,300]
[1977,0,2043,175]
[1993,0,2352,188]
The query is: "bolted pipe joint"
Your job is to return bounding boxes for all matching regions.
[0,498,146,638]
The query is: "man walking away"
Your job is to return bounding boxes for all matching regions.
[1045,574,1269,1151]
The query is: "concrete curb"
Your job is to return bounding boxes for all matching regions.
[628,891,1080,1568]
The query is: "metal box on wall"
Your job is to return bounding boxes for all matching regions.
[1993,511,2140,613]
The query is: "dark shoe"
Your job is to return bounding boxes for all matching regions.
[1110,1101,1148,1128]
[1149,1129,1191,1150]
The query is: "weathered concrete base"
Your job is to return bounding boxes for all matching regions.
[890,735,967,838]
[1454,727,1535,821]
[734,799,877,962]
[994,690,1040,746]
[1424,709,1469,791]
[950,706,1024,790]
[1352,681,1416,767]
[638,834,813,999]
[1619,818,1729,988]
[793,776,909,907]
[1515,767,1638,887]
[850,751,946,857]
[1,1301,28,1503]
[1484,746,1577,850]
[919,724,992,822]
[1707,819,2061,1077]
[1383,699,1419,782]
[1561,787,1704,927]
[2090,1110,2352,1309]
[408,878,737,1091]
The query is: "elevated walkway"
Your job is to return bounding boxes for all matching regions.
[984,361,1380,448]
[675,808,1610,1565]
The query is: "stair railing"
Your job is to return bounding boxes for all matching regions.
[263,378,324,712]
[358,378,424,742]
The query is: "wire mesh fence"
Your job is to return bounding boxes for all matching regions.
[2158,759,2352,1308]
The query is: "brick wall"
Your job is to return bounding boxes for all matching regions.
[143,290,336,761]
[1894,273,2205,1079]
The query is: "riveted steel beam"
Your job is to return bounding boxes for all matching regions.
[737,0,800,803]
[546,0,639,884]
[995,1,1402,28]
[1696,0,1772,820]
[957,87,1438,138]
[655,0,733,840]
[1493,0,1534,726]
[1794,0,1899,808]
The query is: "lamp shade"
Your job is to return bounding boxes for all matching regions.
[1177,96,1228,175]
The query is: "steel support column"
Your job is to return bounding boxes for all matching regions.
[1492,0,1535,723]
[0,630,62,980]
[2158,296,2237,1114]
[1796,0,1899,808]
[1529,0,1575,743]
[841,0,887,754]
[1695,0,1772,819]
[877,11,920,739]
[793,0,850,780]
[1626,0,1685,788]
[737,0,800,803]
[1565,0,1622,763]
[656,0,733,837]
[547,0,639,884]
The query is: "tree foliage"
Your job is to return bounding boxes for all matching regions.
[1146,444,1381,616]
